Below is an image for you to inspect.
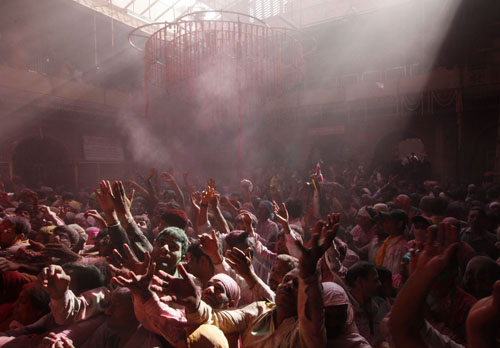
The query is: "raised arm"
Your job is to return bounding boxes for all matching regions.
[152,263,268,335]
[210,193,231,236]
[111,180,153,257]
[294,213,340,348]
[389,223,460,348]
[161,172,185,208]
[40,264,109,325]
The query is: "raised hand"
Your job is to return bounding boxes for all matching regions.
[295,213,340,278]
[161,172,175,183]
[40,265,71,300]
[226,247,255,283]
[412,222,460,278]
[209,193,220,210]
[151,264,199,310]
[190,191,201,210]
[199,230,222,264]
[238,210,254,233]
[466,281,500,348]
[94,180,115,215]
[108,244,149,277]
[272,200,291,234]
[200,186,215,205]
[111,258,156,302]
[110,181,134,218]
[145,168,158,180]
[84,210,107,230]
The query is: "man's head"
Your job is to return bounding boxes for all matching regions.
[225,230,255,256]
[355,206,375,231]
[275,268,299,316]
[346,262,380,299]
[257,200,273,221]
[463,256,500,299]
[322,282,353,339]
[0,216,31,248]
[233,212,257,231]
[152,227,189,274]
[161,209,188,230]
[275,232,289,255]
[105,287,138,332]
[411,215,432,242]
[187,241,214,283]
[12,283,50,325]
[49,225,80,248]
[201,273,241,309]
[468,207,486,232]
[15,203,33,221]
[131,197,147,216]
[380,209,408,236]
[269,254,299,291]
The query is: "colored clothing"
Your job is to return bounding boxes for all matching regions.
[376,235,408,275]
[186,275,326,348]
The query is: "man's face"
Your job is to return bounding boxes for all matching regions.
[383,219,399,236]
[49,230,72,248]
[0,221,20,248]
[186,253,212,281]
[490,204,500,215]
[105,291,136,331]
[275,269,299,310]
[12,284,40,325]
[468,210,484,230]
[201,279,231,309]
[131,201,146,216]
[325,305,348,339]
[257,204,269,221]
[269,260,292,291]
[151,233,184,274]
[359,268,380,298]
[16,210,30,221]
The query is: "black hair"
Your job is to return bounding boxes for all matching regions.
[23,284,51,316]
[161,210,188,230]
[375,265,392,284]
[62,263,105,294]
[4,216,31,237]
[346,261,377,288]
[188,240,214,271]
[156,227,189,255]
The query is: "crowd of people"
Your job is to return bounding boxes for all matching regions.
[0,164,499,348]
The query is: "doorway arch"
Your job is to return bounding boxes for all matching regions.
[12,137,72,188]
